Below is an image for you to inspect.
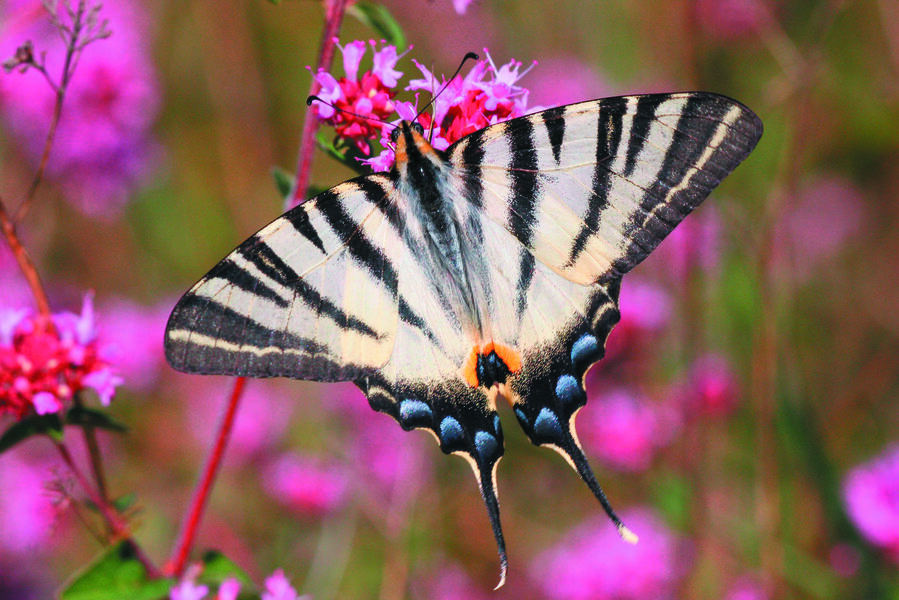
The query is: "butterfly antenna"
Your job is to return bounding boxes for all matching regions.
[306,95,397,131]
[413,51,480,124]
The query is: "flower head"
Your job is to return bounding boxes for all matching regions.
[678,353,741,420]
[0,0,161,217]
[843,444,899,563]
[531,507,688,600]
[263,453,349,517]
[311,39,407,154]
[261,570,299,600]
[578,387,679,472]
[1,294,122,419]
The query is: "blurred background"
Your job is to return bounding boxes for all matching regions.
[1,0,898,598]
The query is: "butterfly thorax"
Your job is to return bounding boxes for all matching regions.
[393,121,488,341]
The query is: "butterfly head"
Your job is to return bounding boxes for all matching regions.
[390,120,441,173]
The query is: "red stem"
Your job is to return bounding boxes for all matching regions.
[165,377,246,577]
[55,439,160,576]
[0,198,53,318]
[288,0,350,207]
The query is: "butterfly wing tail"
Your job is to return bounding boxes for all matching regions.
[356,374,510,586]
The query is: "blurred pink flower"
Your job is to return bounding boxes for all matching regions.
[184,379,294,464]
[651,204,724,280]
[452,0,474,14]
[0,454,58,556]
[773,175,865,282]
[97,298,170,391]
[170,579,208,600]
[418,563,491,600]
[695,0,770,40]
[525,56,612,108]
[0,0,161,217]
[578,387,679,472]
[333,385,432,502]
[1,294,123,419]
[216,578,241,600]
[531,507,688,600]
[261,569,300,600]
[843,444,899,563]
[263,453,349,517]
[679,353,741,420]
[725,577,768,600]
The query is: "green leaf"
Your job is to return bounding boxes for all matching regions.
[60,541,174,600]
[271,166,296,200]
[0,413,63,453]
[199,550,254,587]
[314,132,369,176]
[113,492,138,513]
[66,406,129,434]
[348,2,407,49]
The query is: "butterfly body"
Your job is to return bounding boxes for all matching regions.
[165,92,762,586]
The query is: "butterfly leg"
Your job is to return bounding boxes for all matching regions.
[356,375,509,588]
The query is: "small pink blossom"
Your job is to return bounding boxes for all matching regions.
[531,507,688,600]
[263,453,349,517]
[98,298,170,391]
[843,444,899,563]
[262,569,299,600]
[169,579,208,600]
[578,388,679,472]
[679,353,740,419]
[1,294,122,419]
[216,578,241,600]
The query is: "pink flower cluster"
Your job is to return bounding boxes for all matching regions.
[312,42,535,172]
[843,444,899,563]
[170,568,302,600]
[0,295,121,419]
[531,507,688,600]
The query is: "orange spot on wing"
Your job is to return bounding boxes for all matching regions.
[461,345,480,387]
[492,342,522,373]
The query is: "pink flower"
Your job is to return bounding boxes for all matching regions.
[1,294,122,419]
[97,298,170,391]
[843,444,899,563]
[0,453,59,555]
[773,175,865,282]
[695,0,770,40]
[452,0,474,14]
[310,39,406,154]
[261,569,299,600]
[578,388,679,472]
[216,578,241,600]
[679,353,740,419]
[170,579,209,600]
[184,379,294,464]
[263,453,349,517]
[525,56,612,107]
[531,507,688,600]
[0,0,161,217]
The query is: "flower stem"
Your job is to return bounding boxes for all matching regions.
[0,198,53,318]
[288,0,350,207]
[166,377,246,578]
[54,438,160,577]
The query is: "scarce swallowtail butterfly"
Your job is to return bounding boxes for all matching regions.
[165,91,762,586]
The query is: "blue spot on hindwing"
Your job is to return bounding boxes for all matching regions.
[555,374,584,410]
[570,333,599,368]
[534,407,563,440]
[399,399,432,425]
[493,415,501,435]
[514,408,529,426]
[474,431,499,461]
[439,416,465,447]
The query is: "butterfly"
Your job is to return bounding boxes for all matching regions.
[165,91,762,587]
